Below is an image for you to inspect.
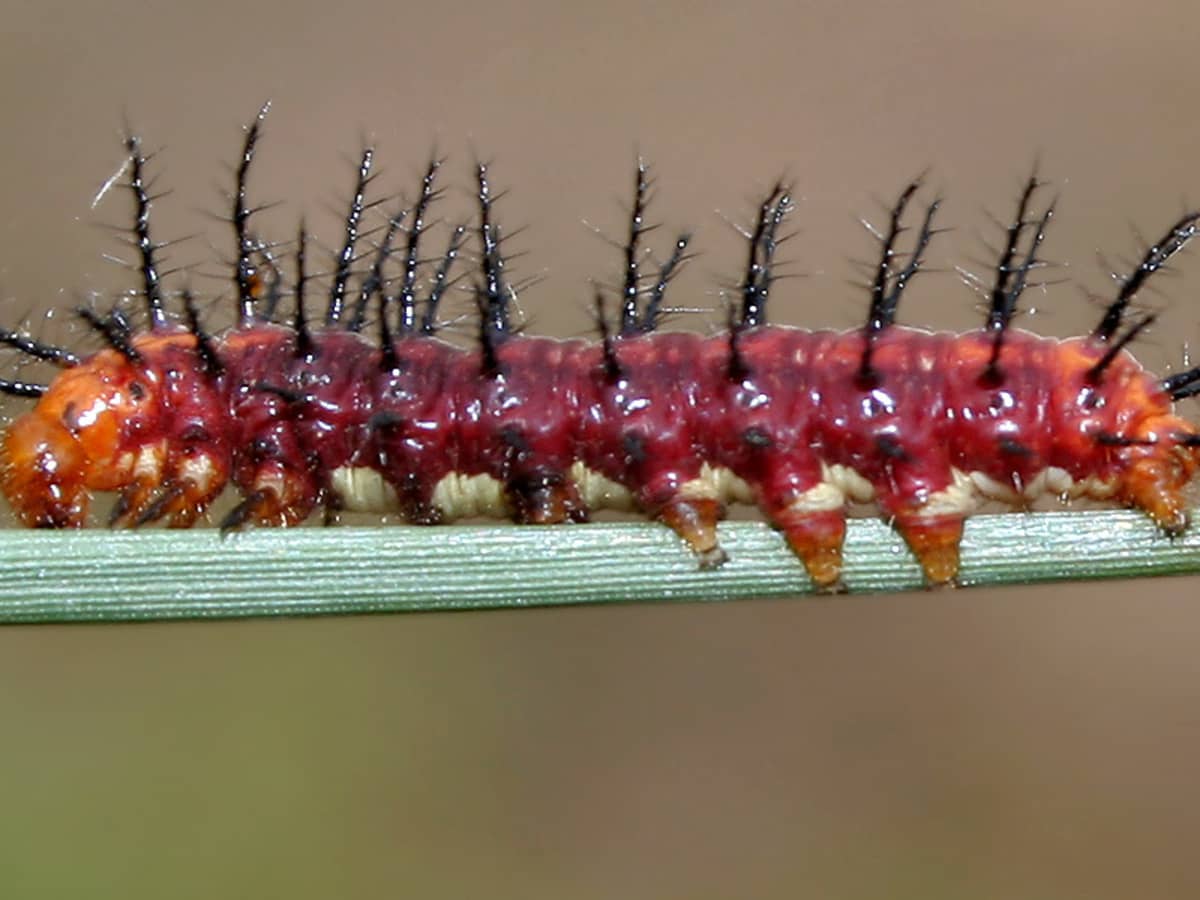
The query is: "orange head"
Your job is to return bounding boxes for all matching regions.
[0,348,161,526]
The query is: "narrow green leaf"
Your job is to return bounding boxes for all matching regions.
[0,509,1194,623]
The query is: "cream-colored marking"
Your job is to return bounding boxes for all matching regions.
[1041,466,1075,498]
[133,442,165,481]
[1078,475,1117,500]
[431,472,510,520]
[570,462,635,511]
[918,467,982,518]
[968,470,1020,503]
[113,451,135,478]
[786,481,846,514]
[823,463,874,503]
[329,457,1119,524]
[177,455,218,494]
[253,470,288,499]
[678,463,754,505]
[919,466,1117,519]
[331,466,399,513]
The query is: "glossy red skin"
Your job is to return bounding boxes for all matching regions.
[2,323,1194,585]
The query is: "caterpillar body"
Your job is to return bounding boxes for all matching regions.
[2,108,1199,590]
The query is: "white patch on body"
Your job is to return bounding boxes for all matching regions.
[329,459,1117,523]
[430,472,510,519]
[678,463,754,505]
[330,466,399,513]
[177,454,219,494]
[570,462,635,511]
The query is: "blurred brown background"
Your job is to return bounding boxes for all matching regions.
[3,1,1200,897]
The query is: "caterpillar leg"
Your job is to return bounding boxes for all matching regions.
[110,446,228,528]
[874,460,976,586]
[222,465,318,531]
[657,496,727,568]
[893,514,965,586]
[771,506,847,590]
[508,470,589,525]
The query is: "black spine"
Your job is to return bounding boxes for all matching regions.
[0,330,78,367]
[422,223,468,335]
[857,179,941,386]
[738,181,792,330]
[1087,313,1156,384]
[327,147,376,326]
[640,233,692,334]
[397,157,443,334]
[351,207,405,334]
[294,222,315,360]
[620,161,652,335]
[1094,211,1200,342]
[982,174,1055,383]
[124,135,167,330]
[182,290,223,378]
[593,290,622,382]
[76,307,143,364]
[476,161,511,337]
[0,379,47,398]
[233,103,270,325]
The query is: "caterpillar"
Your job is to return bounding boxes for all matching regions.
[1,106,1199,591]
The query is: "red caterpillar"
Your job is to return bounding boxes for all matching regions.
[2,108,1199,590]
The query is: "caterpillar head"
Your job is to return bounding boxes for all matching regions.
[0,348,160,527]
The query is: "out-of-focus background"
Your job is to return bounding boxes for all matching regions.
[3,1,1200,897]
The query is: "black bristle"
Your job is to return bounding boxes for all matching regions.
[1163,365,1200,401]
[378,305,398,374]
[233,103,270,325]
[421,223,468,335]
[640,233,692,334]
[1094,432,1157,447]
[1087,313,1156,384]
[1094,211,1200,342]
[327,147,375,327]
[294,222,315,360]
[738,181,792,331]
[76,307,143,364]
[476,286,503,378]
[620,160,653,335]
[0,378,47,398]
[351,207,405,334]
[607,159,694,335]
[397,157,443,335]
[981,174,1056,383]
[0,329,78,367]
[858,179,941,386]
[123,135,167,331]
[182,289,223,378]
[593,290,622,382]
[371,214,404,372]
[726,304,750,382]
[476,160,511,337]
